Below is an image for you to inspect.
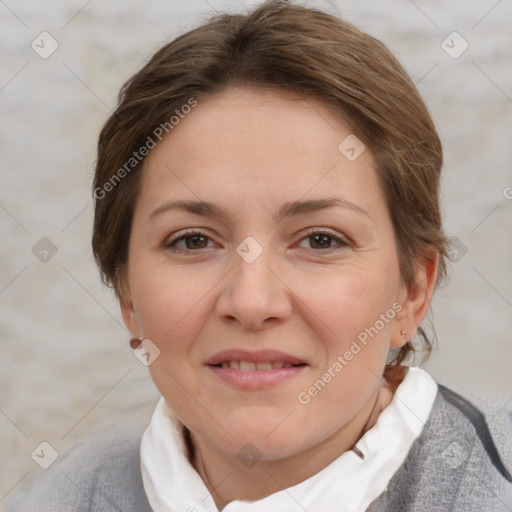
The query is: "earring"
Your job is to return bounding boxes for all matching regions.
[130,337,142,350]
[400,330,407,341]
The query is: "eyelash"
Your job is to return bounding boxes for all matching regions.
[164,227,350,254]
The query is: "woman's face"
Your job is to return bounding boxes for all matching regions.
[121,86,429,461]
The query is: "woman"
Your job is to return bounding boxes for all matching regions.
[10,1,512,510]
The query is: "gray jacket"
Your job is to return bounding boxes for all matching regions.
[7,385,512,511]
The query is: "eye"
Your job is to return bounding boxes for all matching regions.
[164,229,216,252]
[163,228,350,254]
[297,228,350,251]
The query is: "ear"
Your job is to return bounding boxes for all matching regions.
[117,276,141,339]
[391,251,439,348]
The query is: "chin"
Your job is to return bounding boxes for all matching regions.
[224,418,308,455]
[218,434,307,463]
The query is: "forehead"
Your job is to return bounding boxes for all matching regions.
[137,86,384,217]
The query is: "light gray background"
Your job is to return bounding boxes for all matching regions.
[1,0,511,503]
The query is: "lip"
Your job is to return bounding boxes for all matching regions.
[206,365,308,390]
[204,349,308,390]
[204,349,307,366]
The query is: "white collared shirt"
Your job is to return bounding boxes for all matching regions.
[140,367,438,512]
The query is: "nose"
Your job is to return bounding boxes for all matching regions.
[215,241,293,331]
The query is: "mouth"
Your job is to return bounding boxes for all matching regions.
[209,360,306,371]
[204,349,309,389]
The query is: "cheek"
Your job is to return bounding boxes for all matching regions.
[132,261,214,343]
[298,260,400,346]
[294,260,400,397]
[292,267,399,423]
[130,262,219,403]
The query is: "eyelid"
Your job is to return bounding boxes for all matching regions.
[298,227,351,247]
[164,228,215,248]
[164,226,352,253]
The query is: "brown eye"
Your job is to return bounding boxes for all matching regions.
[309,233,334,249]
[183,235,209,249]
[164,230,214,252]
[297,229,349,251]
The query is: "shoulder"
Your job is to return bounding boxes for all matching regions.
[435,385,512,481]
[6,421,152,512]
[434,385,512,509]
[369,383,512,511]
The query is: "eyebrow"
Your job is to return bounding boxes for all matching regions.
[148,196,370,223]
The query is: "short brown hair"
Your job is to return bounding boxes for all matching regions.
[92,0,449,365]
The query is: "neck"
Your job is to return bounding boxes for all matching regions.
[190,377,398,509]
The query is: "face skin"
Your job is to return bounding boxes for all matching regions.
[121,86,438,508]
